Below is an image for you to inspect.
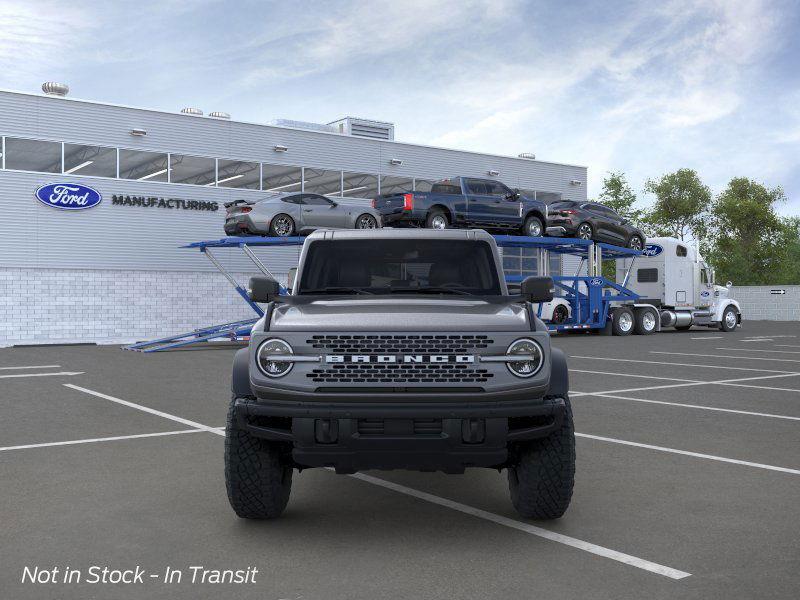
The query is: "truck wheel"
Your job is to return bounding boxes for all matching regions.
[633,308,657,335]
[508,396,575,519]
[611,307,634,336]
[719,306,739,332]
[426,209,449,230]
[523,215,544,237]
[225,397,292,519]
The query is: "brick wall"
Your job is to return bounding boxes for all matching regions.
[0,268,269,347]
[729,286,800,321]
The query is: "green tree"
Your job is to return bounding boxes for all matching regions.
[706,178,795,285]
[598,171,643,226]
[642,169,711,241]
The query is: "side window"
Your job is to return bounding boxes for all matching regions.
[281,195,302,204]
[302,194,333,206]
[485,181,511,197]
[637,268,658,283]
[701,269,709,284]
[430,182,461,194]
[676,245,688,257]
[465,179,489,195]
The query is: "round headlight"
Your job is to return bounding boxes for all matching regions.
[257,339,293,378]
[506,338,543,378]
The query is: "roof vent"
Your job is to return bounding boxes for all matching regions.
[269,119,337,134]
[328,117,395,141]
[180,107,203,116]
[209,111,230,119]
[42,82,69,96]
[518,152,536,160]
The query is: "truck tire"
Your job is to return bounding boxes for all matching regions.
[508,395,575,519]
[523,215,544,237]
[611,307,634,336]
[719,306,739,332]
[425,209,449,230]
[225,397,292,519]
[633,307,657,335]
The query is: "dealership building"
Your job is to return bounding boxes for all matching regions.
[0,85,587,346]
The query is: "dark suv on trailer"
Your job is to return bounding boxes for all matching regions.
[226,229,574,520]
[547,200,646,249]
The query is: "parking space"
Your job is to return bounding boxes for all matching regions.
[1,321,799,599]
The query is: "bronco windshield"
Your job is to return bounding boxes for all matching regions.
[298,239,502,296]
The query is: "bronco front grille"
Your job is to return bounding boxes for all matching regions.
[306,334,493,354]
[307,363,493,384]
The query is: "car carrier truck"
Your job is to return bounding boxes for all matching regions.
[612,236,741,334]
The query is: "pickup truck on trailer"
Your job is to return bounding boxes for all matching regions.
[373,177,549,236]
[226,228,574,520]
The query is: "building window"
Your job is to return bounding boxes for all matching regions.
[217,159,260,189]
[341,171,378,199]
[262,163,302,193]
[379,175,413,195]
[63,144,117,177]
[414,178,436,192]
[169,154,216,186]
[4,138,61,173]
[119,149,169,182]
[304,168,342,196]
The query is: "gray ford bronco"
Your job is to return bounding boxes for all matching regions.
[226,229,574,519]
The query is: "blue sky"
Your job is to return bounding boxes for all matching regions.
[2,0,799,213]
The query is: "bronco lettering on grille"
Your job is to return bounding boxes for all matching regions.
[325,354,475,364]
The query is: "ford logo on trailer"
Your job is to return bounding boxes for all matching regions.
[35,183,102,210]
[641,244,663,257]
[588,278,603,286]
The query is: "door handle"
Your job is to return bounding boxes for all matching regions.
[303,209,312,212]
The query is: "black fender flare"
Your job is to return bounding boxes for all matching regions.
[547,347,569,398]
[231,347,253,398]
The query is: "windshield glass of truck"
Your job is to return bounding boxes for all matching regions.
[298,239,502,295]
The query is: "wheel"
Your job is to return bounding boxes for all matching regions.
[576,222,593,240]
[508,396,575,519]
[425,209,449,230]
[627,235,644,251]
[611,307,634,336]
[633,308,657,335]
[719,306,738,332]
[225,397,292,519]
[269,214,295,237]
[523,215,544,237]
[355,213,378,229]
[551,304,569,324]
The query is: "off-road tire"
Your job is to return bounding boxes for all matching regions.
[633,307,657,335]
[523,215,544,237]
[611,307,634,336]
[508,396,575,519]
[225,396,292,519]
[425,209,449,230]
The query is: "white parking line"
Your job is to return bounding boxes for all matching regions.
[572,369,702,383]
[651,351,800,364]
[0,371,84,379]
[0,429,205,453]
[569,355,797,374]
[690,336,723,340]
[349,471,691,580]
[716,348,800,355]
[576,433,800,475]
[574,393,800,421]
[777,345,800,349]
[579,372,800,397]
[64,384,225,435]
[0,365,61,370]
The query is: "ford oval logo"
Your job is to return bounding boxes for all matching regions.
[35,183,102,210]
[642,244,663,257]
[700,290,710,297]
[588,278,603,286]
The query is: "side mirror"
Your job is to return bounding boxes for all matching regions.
[520,276,554,302]
[287,267,297,290]
[329,201,338,208]
[248,276,280,303]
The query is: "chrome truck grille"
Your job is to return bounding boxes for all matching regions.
[305,334,495,384]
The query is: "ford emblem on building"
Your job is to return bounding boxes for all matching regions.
[642,243,664,257]
[35,183,102,210]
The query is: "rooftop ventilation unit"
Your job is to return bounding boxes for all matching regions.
[269,119,337,134]
[209,111,230,119]
[328,117,394,141]
[518,152,536,160]
[180,107,203,116]
[42,82,69,96]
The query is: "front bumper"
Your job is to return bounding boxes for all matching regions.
[233,395,565,473]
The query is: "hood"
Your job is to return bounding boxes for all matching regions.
[270,298,529,332]
[714,285,730,298]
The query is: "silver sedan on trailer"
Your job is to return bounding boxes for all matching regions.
[224,192,382,237]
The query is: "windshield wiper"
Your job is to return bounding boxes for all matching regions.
[390,286,476,296]
[300,287,375,295]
